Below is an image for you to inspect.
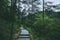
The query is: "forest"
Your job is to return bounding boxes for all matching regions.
[0,0,60,40]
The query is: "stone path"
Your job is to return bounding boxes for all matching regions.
[17,27,30,40]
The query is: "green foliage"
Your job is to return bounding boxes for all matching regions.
[22,12,60,40]
[0,0,60,40]
[0,0,20,40]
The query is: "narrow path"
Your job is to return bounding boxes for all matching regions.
[17,27,30,40]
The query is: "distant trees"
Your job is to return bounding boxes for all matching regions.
[44,1,60,18]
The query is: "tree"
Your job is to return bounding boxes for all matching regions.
[44,1,60,18]
[0,0,20,40]
[22,12,60,40]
